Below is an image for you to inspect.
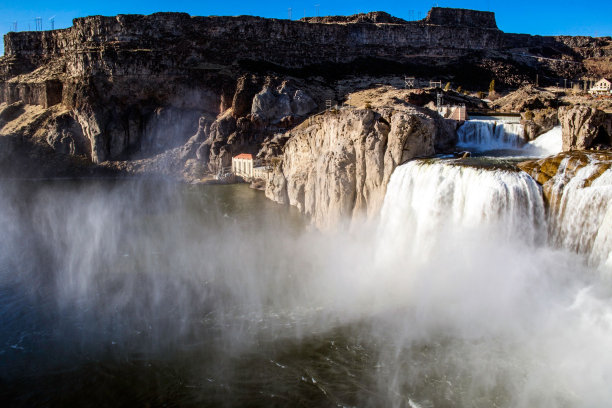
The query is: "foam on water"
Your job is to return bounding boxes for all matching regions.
[525,126,563,157]
[547,157,612,270]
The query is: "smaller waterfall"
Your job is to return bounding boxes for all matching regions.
[548,158,612,269]
[525,126,563,157]
[378,160,546,262]
[457,119,525,150]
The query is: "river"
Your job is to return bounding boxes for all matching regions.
[1,152,612,406]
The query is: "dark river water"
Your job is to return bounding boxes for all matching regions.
[1,177,611,407]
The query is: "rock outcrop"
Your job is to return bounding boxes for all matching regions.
[559,105,612,151]
[521,108,558,141]
[492,85,561,112]
[0,7,610,179]
[264,103,456,229]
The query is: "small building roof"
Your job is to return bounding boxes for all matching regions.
[234,153,253,160]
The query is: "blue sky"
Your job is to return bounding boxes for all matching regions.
[1,0,611,55]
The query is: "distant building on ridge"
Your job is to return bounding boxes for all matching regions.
[589,78,612,95]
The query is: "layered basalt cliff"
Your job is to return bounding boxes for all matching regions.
[0,7,609,176]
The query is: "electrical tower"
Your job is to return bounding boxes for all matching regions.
[288,8,292,20]
[315,4,320,17]
[49,16,55,30]
[35,17,42,31]
[12,21,17,31]
[405,76,415,89]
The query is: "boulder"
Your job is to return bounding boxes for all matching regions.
[559,105,612,151]
[290,90,317,116]
[521,108,558,141]
[251,86,292,123]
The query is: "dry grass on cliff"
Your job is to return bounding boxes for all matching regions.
[0,103,49,137]
[345,86,414,110]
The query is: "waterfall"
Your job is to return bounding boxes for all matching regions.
[377,160,546,262]
[457,119,525,150]
[525,126,563,157]
[548,158,612,269]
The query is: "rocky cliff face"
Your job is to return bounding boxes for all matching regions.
[0,7,609,177]
[264,103,456,229]
[559,106,612,151]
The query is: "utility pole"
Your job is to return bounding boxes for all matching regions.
[536,74,539,87]
[564,78,567,88]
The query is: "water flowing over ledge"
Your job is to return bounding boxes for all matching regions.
[547,156,612,269]
[457,119,526,151]
[382,156,612,271]
[377,159,546,262]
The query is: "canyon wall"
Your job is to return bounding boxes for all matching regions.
[0,7,609,170]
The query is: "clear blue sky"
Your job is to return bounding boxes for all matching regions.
[1,0,611,55]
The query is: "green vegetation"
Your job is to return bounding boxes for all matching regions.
[444,82,451,92]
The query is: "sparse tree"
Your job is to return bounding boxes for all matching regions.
[489,79,496,94]
[457,86,463,93]
[477,91,485,99]
[444,82,451,92]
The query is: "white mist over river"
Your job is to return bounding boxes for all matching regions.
[1,165,611,406]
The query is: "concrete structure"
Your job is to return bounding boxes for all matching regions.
[232,153,256,178]
[253,165,272,180]
[589,78,612,95]
[438,105,467,120]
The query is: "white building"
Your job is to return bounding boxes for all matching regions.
[231,153,270,180]
[232,153,255,178]
[589,78,612,95]
[252,165,272,181]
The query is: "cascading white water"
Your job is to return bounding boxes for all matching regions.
[548,158,612,270]
[377,159,546,263]
[525,126,563,157]
[457,119,525,150]
[372,158,612,407]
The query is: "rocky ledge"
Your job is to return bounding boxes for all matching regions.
[262,95,456,229]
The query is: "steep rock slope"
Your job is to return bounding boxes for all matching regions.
[264,104,456,229]
[0,7,609,178]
